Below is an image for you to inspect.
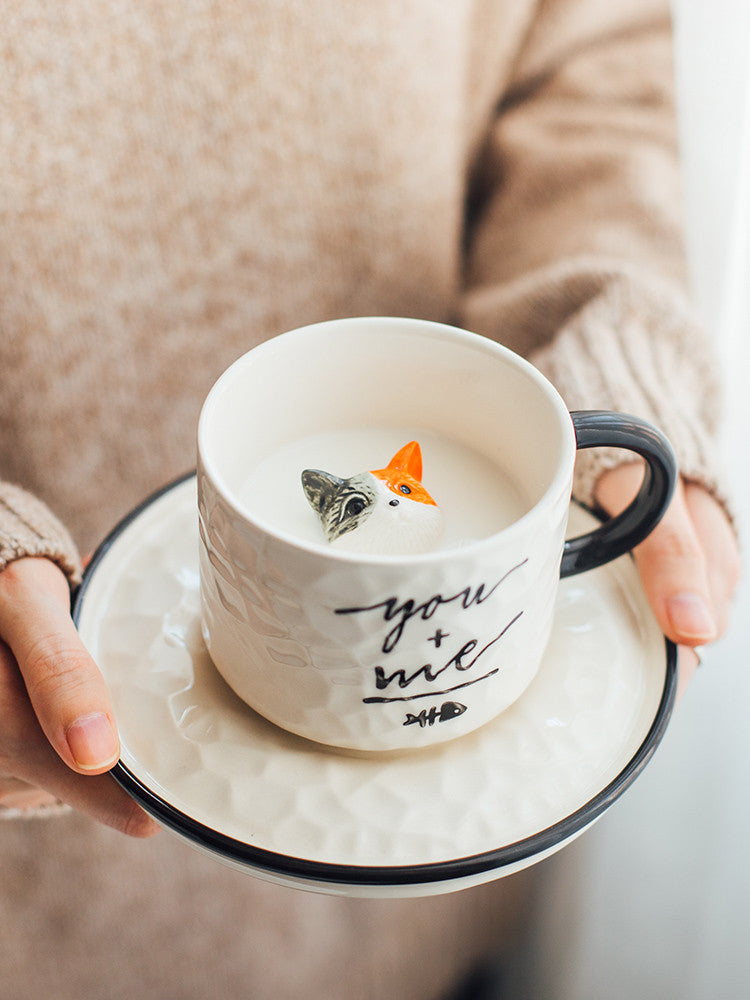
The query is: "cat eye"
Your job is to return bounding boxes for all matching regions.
[399,484,412,494]
[344,496,366,518]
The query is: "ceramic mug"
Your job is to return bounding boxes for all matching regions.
[197,317,676,752]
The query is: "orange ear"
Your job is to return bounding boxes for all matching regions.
[386,441,423,482]
[370,441,438,507]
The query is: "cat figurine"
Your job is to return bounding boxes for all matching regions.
[301,440,443,555]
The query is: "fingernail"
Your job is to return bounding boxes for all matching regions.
[66,713,120,770]
[667,593,717,642]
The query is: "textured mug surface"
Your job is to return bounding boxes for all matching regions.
[197,317,667,751]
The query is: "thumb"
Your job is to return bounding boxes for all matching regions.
[596,465,717,647]
[0,557,121,774]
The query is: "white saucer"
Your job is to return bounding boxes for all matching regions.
[73,474,676,898]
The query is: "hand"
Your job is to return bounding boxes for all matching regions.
[0,557,159,836]
[595,464,740,697]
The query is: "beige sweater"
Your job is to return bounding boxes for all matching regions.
[0,2,725,998]
[0,0,723,574]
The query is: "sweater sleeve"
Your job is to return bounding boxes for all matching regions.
[0,481,82,585]
[458,0,726,510]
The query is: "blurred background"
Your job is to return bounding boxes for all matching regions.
[517,2,750,996]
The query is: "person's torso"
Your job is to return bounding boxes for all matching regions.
[0,0,533,547]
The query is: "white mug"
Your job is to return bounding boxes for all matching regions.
[197,317,676,752]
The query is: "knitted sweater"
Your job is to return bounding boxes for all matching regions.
[0,0,723,579]
[0,3,726,997]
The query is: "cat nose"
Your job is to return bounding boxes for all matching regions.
[389,499,400,507]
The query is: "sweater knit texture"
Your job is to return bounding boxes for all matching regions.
[0,0,725,575]
[0,2,727,998]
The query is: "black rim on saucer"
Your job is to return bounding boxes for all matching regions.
[73,473,678,890]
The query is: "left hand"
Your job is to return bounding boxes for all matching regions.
[0,557,159,834]
[596,464,740,698]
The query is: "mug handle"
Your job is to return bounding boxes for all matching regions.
[560,410,677,577]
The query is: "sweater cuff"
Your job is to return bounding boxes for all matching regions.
[0,801,72,821]
[0,482,82,586]
[529,277,729,513]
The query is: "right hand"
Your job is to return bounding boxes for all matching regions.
[0,556,159,836]
[596,465,740,700]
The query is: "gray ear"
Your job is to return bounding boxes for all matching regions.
[301,469,344,514]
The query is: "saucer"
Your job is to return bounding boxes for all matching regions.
[73,474,676,898]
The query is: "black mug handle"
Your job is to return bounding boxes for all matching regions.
[561,410,677,577]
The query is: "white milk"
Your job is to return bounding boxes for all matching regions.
[237,427,530,552]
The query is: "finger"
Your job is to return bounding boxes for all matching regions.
[630,481,717,646]
[18,753,159,838]
[596,466,717,646]
[0,640,158,836]
[0,558,120,774]
[7,749,159,837]
[683,483,741,636]
[0,776,60,812]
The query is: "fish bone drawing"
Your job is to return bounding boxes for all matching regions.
[403,701,468,728]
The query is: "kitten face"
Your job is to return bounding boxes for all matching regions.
[301,441,444,555]
[300,470,377,544]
